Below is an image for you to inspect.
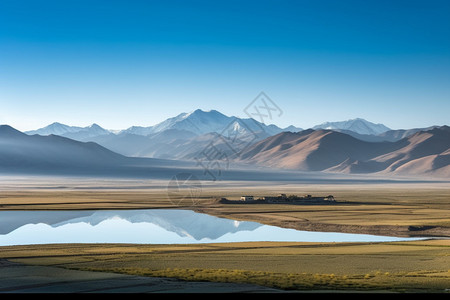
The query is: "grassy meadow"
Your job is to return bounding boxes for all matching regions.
[1,240,449,292]
[0,179,449,292]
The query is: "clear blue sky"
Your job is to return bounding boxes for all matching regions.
[1,0,449,131]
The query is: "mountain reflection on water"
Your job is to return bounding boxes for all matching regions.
[0,209,421,246]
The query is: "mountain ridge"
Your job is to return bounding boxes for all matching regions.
[3,123,450,177]
[238,126,450,177]
[25,111,442,142]
[26,109,303,138]
[19,111,448,174]
[312,118,391,135]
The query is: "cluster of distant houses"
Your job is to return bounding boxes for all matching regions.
[218,193,336,204]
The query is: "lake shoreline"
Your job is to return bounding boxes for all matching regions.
[1,209,423,247]
[194,206,450,238]
[1,182,449,293]
[1,183,450,239]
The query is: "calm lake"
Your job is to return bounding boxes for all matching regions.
[0,209,422,246]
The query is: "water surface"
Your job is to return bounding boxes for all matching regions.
[0,209,422,246]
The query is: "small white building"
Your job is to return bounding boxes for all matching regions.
[240,196,254,201]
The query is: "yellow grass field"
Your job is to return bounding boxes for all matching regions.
[1,240,449,292]
[0,179,449,292]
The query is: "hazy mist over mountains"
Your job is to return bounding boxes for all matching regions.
[1,109,449,178]
[312,118,391,136]
[26,109,302,138]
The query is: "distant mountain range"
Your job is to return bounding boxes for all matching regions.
[0,125,193,178]
[26,122,111,138]
[24,109,303,159]
[0,124,346,181]
[0,125,123,168]
[23,110,442,161]
[238,126,450,177]
[25,111,395,138]
[26,109,302,138]
[2,109,448,178]
[312,118,391,135]
[28,110,438,144]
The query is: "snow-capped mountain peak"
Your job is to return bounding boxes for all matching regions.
[25,122,83,136]
[26,111,391,141]
[25,123,111,138]
[312,118,390,135]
